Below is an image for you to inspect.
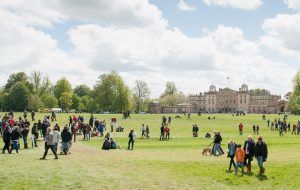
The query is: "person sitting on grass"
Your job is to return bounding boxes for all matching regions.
[102,138,111,150]
[205,132,211,138]
[235,144,245,175]
[40,128,58,160]
[110,138,121,149]
[227,140,236,172]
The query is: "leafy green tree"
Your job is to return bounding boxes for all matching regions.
[30,71,52,97]
[53,78,72,105]
[93,71,131,112]
[71,93,81,110]
[6,82,30,111]
[164,82,177,95]
[78,103,86,111]
[4,72,33,93]
[27,95,44,111]
[74,84,91,97]
[43,94,58,108]
[133,80,150,112]
[159,92,186,107]
[288,71,300,114]
[86,98,98,113]
[59,92,73,111]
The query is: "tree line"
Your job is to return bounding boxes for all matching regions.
[0,71,185,113]
[288,71,300,114]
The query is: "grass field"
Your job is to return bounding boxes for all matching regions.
[0,113,300,190]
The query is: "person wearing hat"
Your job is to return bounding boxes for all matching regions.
[254,136,268,175]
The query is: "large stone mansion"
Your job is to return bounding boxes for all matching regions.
[149,84,287,114]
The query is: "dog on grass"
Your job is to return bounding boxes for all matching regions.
[202,147,212,156]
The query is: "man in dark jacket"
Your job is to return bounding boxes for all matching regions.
[61,126,72,155]
[254,136,268,175]
[128,130,135,150]
[213,131,223,156]
[243,135,255,172]
[10,126,22,154]
[2,127,11,154]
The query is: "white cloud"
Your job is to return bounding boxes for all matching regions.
[0,0,294,98]
[203,0,262,10]
[283,0,300,9]
[177,0,198,11]
[261,13,300,60]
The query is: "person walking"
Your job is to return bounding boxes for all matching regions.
[2,126,11,154]
[254,136,268,175]
[145,125,150,139]
[239,123,243,135]
[10,126,21,154]
[141,124,146,138]
[52,126,60,153]
[128,130,135,150]
[40,128,58,160]
[243,135,255,172]
[227,140,236,172]
[235,144,245,175]
[61,126,72,155]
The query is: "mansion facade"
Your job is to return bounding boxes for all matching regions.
[149,84,287,114]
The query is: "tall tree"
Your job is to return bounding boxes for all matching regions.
[53,78,72,105]
[164,82,177,95]
[43,94,58,108]
[71,93,81,110]
[288,71,300,114]
[59,92,73,111]
[30,71,52,97]
[27,95,44,111]
[93,71,131,112]
[133,80,150,112]
[4,72,33,92]
[74,84,91,97]
[5,82,30,111]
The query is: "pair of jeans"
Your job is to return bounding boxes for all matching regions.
[62,142,69,154]
[11,140,19,153]
[257,156,264,167]
[23,136,28,146]
[53,143,58,153]
[213,143,222,156]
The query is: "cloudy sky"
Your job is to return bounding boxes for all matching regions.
[0,0,299,98]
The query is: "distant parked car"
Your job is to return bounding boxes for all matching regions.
[38,108,50,113]
[50,108,62,113]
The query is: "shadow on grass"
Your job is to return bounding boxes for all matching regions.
[256,174,268,181]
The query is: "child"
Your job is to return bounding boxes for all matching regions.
[235,144,245,175]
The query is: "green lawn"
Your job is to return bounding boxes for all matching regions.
[0,113,299,190]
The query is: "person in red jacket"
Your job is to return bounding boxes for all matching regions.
[239,123,243,135]
[165,126,170,140]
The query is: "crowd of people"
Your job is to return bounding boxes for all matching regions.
[1,110,299,177]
